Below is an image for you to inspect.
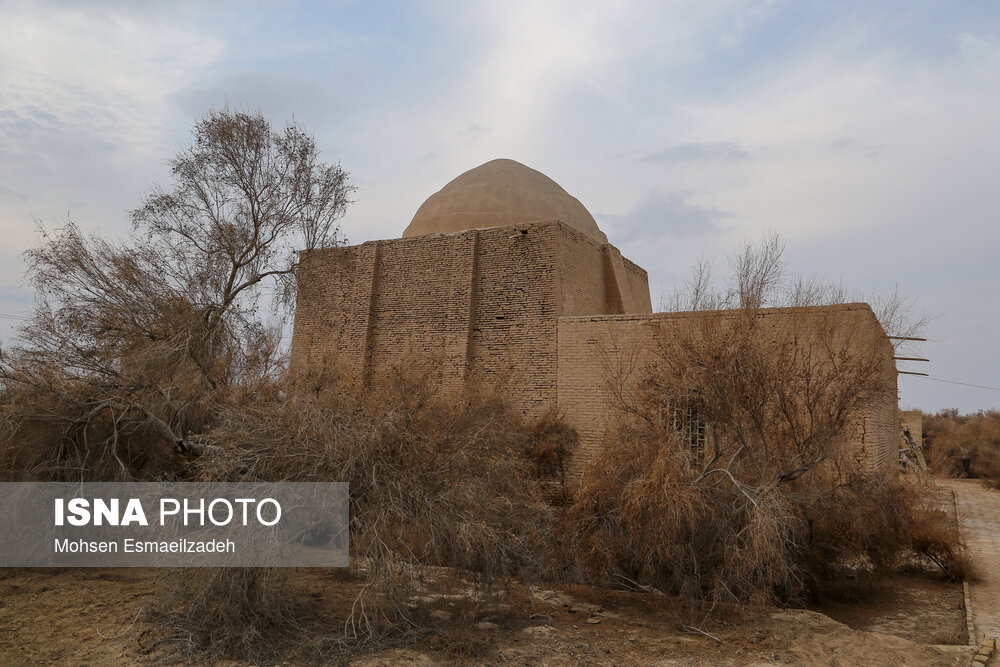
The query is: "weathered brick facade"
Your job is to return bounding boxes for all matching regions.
[290,220,651,418]
[556,305,899,482]
[291,161,899,487]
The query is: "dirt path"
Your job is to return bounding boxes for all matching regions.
[939,478,1000,645]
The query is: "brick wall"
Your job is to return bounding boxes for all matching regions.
[290,240,379,381]
[621,257,651,313]
[290,220,651,418]
[900,410,923,446]
[556,304,899,483]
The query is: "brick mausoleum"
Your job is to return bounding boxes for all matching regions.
[290,159,899,482]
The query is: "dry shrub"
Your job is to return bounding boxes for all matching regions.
[151,568,298,663]
[907,500,975,582]
[923,409,1000,488]
[151,359,570,657]
[804,473,972,582]
[0,373,184,482]
[570,408,809,606]
[573,423,965,609]
[524,407,578,498]
[908,515,973,581]
[570,300,954,608]
[803,472,915,577]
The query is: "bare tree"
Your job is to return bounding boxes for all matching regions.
[662,230,785,312]
[132,109,352,318]
[661,232,927,350]
[731,230,785,309]
[0,109,353,479]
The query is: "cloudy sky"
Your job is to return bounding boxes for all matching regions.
[1,0,998,412]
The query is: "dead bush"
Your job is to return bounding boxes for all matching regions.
[572,385,963,609]
[805,473,972,582]
[907,501,976,582]
[803,473,916,577]
[524,407,578,499]
[923,409,1000,488]
[572,235,947,608]
[150,361,569,657]
[0,374,184,482]
[150,568,299,663]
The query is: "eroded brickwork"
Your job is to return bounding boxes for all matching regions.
[556,304,899,482]
[290,220,651,418]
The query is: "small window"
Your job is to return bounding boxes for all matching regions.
[661,399,708,460]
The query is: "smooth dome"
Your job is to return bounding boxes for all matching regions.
[403,159,608,244]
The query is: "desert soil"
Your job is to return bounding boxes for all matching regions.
[0,565,973,666]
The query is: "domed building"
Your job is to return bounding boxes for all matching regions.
[403,158,608,244]
[291,159,900,484]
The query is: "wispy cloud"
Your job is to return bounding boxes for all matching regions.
[641,142,751,164]
[602,191,730,240]
[0,2,224,241]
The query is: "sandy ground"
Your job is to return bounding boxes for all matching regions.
[0,566,974,666]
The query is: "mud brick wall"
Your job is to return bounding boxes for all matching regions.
[466,222,561,416]
[556,304,899,483]
[290,220,651,419]
[899,410,923,446]
[555,224,652,316]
